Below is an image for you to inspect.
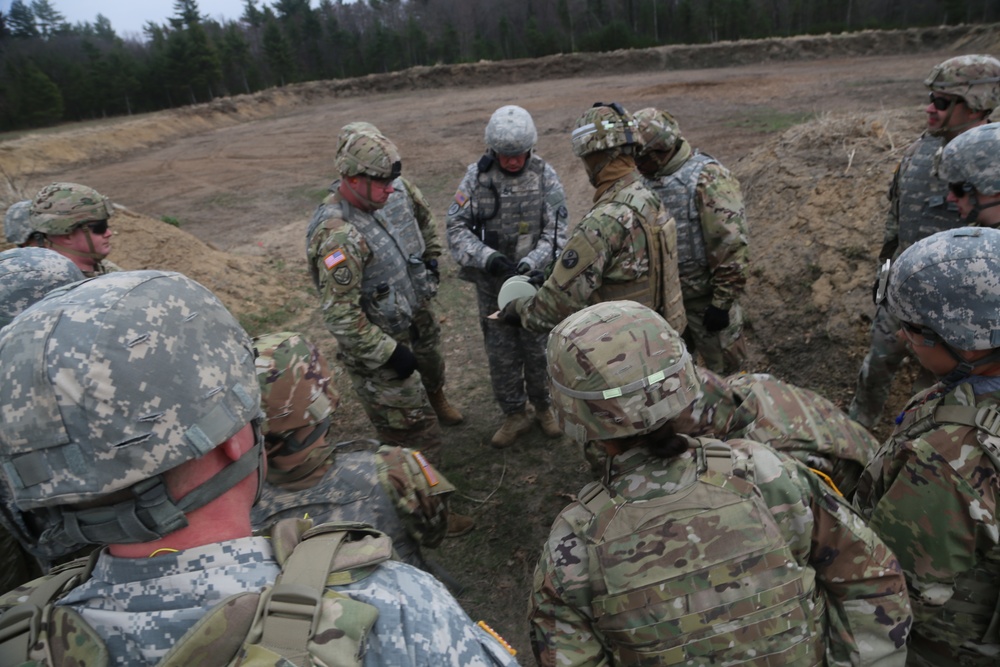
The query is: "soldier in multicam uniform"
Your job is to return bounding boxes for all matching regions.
[849,55,1000,429]
[531,300,912,667]
[251,331,474,568]
[633,107,749,373]
[855,227,1000,667]
[3,199,45,247]
[0,270,519,667]
[501,103,686,336]
[937,122,1000,227]
[446,105,568,448]
[305,124,462,464]
[29,182,122,277]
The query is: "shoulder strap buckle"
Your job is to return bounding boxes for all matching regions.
[0,603,40,657]
[975,405,1000,437]
[260,582,322,652]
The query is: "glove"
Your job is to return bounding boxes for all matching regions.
[425,258,440,282]
[499,300,522,326]
[486,253,517,278]
[516,261,532,275]
[703,305,730,332]
[385,344,418,379]
[525,270,545,286]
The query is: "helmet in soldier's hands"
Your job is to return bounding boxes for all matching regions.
[547,300,702,443]
[634,107,682,156]
[485,105,538,155]
[335,128,402,180]
[30,182,114,237]
[0,247,84,328]
[936,123,1000,196]
[925,54,1000,112]
[571,102,638,157]
[4,200,34,245]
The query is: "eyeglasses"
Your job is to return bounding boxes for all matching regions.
[928,93,956,111]
[83,219,109,235]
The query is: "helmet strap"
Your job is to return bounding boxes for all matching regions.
[962,192,1000,224]
[342,176,382,212]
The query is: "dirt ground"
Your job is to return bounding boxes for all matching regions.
[3,25,999,660]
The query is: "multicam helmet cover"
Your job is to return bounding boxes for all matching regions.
[3,200,34,245]
[571,103,638,157]
[485,105,538,155]
[886,227,1000,350]
[547,300,702,443]
[29,182,114,236]
[925,54,1000,111]
[0,247,84,328]
[936,123,1000,196]
[334,127,402,180]
[634,107,682,155]
[337,121,381,154]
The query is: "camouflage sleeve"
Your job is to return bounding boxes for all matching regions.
[400,176,443,261]
[880,156,906,262]
[307,221,397,368]
[446,164,495,270]
[696,163,748,309]
[522,162,569,272]
[375,445,455,549]
[529,512,610,667]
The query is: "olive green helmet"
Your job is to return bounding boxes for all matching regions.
[485,105,537,155]
[925,54,1000,112]
[547,300,701,443]
[334,128,402,180]
[570,103,637,158]
[29,182,114,237]
[634,107,682,156]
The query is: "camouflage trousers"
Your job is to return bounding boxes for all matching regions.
[476,280,550,415]
[681,296,747,374]
[409,304,446,394]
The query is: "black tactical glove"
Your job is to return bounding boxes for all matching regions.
[487,253,517,279]
[425,258,440,283]
[516,261,545,286]
[385,343,418,379]
[499,300,522,326]
[703,305,730,333]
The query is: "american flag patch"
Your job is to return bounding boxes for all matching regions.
[324,248,346,270]
[454,190,468,206]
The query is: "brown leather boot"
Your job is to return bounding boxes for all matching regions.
[428,388,464,425]
[490,411,532,449]
[445,512,475,538]
[536,406,562,438]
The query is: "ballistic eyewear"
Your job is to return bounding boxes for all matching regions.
[82,219,109,235]
[928,93,956,111]
[948,181,974,198]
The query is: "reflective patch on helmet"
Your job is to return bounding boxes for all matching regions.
[324,248,347,270]
[332,266,353,285]
[454,190,469,206]
[562,249,579,269]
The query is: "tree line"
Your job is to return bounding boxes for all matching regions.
[0,0,996,132]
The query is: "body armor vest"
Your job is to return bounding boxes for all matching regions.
[567,442,823,666]
[897,135,963,251]
[471,156,547,262]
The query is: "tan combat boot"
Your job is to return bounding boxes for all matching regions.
[490,411,532,449]
[428,388,464,426]
[445,512,475,538]
[536,406,562,439]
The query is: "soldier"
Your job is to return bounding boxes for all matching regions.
[305,124,460,463]
[854,227,1000,666]
[501,103,685,336]
[29,182,121,277]
[937,122,1000,227]
[251,331,474,569]
[531,300,912,667]
[633,107,749,373]
[3,200,45,248]
[0,270,519,666]
[849,55,1000,429]
[446,105,568,448]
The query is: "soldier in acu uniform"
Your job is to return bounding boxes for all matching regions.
[531,300,912,667]
[937,122,1000,228]
[855,227,1000,667]
[29,182,121,277]
[0,271,519,667]
[3,200,45,248]
[850,55,1000,429]
[446,105,568,448]
[634,107,749,373]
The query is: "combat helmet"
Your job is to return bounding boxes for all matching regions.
[937,123,1000,201]
[485,105,538,155]
[337,121,381,154]
[0,247,84,328]
[547,300,701,443]
[0,270,262,559]
[925,54,1000,112]
[634,107,682,156]
[3,200,35,246]
[571,102,638,158]
[255,331,340,487]
[335,127,402,180]
[29,182,114,237]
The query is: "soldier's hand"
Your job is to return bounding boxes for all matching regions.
[703,305,730,332]
[385,343,418,379]
[487,253,517,278]
[499,301,522,326]
[425,258,440,283]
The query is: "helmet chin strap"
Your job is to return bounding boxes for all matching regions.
[46,228,104,270]
[344,176,384,211]
[938,344,1000,390]
[929,99,985,137]
[961,192,1000,224]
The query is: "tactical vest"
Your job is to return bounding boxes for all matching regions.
[566,442,823,666]
[0,519,392,667]
[897,135,963,251]
[471,156,547,262]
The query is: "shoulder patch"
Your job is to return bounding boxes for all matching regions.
[561,249,579,269]
[332,266,353,285]
[447,202,460,216]
[324,248,347,271]
[454,190,469,207]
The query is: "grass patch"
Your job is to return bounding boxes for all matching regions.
[724,109,815,133]
[161,215,182,227]
[238,296,306,336]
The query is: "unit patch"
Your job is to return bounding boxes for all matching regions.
[333,266,353,285]
[561,249,579,269]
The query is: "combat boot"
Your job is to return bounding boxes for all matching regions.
[428,388,464,426]
[536,406,562,438]
[445,512,475,538]
[490,411,532,449]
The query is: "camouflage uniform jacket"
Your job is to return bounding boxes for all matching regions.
[643,140,749,308]
[516,172,684,333]
[692,368,878,497]
[83,258,121,279]
[251,440,455,569]
[854,378,1000,665]
[530,438,911,667]
[446,154,568,281]
[880,133,962,262]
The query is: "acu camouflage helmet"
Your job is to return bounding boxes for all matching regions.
[571,103,637,158]
[925,54,1000,111]
[886,227,1000,350]
[634,107,683,156]
[0,247,84,328]
[3,200,34,246]
[936,122,1000,196]
[29,182,114,237]
[0,270,262,555]
[254,331,340,486]
[485,105,537,155]
[335,128,402,180]
[547,300,701,443]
